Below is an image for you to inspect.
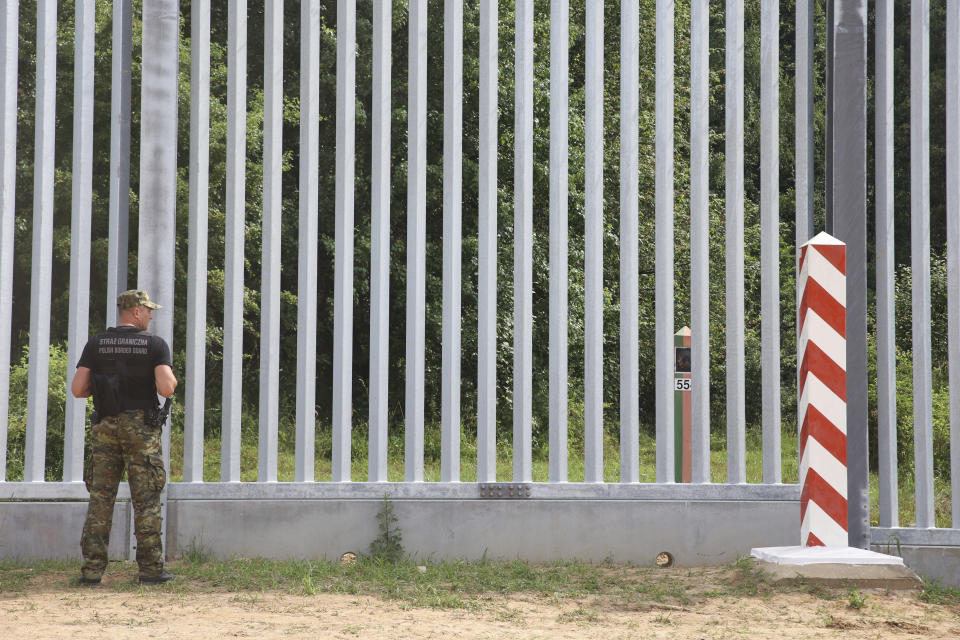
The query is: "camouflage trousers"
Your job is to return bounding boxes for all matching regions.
[81,410,166,580]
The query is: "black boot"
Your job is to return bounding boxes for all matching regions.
[138,570,175,585]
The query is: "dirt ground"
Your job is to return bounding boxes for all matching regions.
[2,567,959,639]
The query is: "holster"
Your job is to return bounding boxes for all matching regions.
[144,397,173,429]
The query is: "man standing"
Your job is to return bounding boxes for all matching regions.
[71,290,178,585]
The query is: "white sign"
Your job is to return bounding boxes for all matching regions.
[674,378,691,391]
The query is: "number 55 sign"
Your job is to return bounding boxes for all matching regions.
[674,328,692,482]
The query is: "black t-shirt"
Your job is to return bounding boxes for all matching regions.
[77,326,173,411]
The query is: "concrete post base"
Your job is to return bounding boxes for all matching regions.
[750,546,923,590]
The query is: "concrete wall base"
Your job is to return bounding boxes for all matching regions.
[871,544,960,589]
[3,498,797,566]
[7,500,955,587]
[0,502,129,560]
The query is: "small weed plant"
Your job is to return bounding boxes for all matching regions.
[919,577,960,605]
[847,588,868,609]
[727,556,769,596]
[301,573,318,596]
[368,494,404,563]
[883,533,903,558]
[181,536,214,565]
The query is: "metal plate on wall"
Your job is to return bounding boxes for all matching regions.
[478,484,532,499]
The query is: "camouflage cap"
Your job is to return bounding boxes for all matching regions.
[117,289,162,310]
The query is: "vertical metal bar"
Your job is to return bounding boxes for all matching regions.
[107,0,131,328]
[296,0,320,483]
[513,0,533,483]
[654,0,675,483]
[184,0,210,483]
[911,0,935,528]
[441,0,463,483]
[138,0,179,556]
[477,0,498,483]
[724,0,745,484]
[875,0,898,526]
[795,0,815,470]
[760,0,780,484]
[64,0,96,483]
[332,0,356,483]
[369,0,392,483]
[832,0,869,547]
[221,0,246,482]
[619,0,639,484]
[947,0,960,528]
[689,0,710,484]
[138,0,179,406]
[795,0,814,268]
[824,0,834,233]
[548,0,568,484]
[24,0,57,483]
[406,0,427,482]
[259,0,283,483]
[584,1,603,484]
[0,0,18,482]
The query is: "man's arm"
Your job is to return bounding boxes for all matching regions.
[154,364,178,398]
[72,366,92,398]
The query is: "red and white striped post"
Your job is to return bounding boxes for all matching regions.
[798,232,848,547]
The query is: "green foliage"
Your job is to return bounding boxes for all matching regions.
[5,343,75,481]
[368,494,404,563]
[847,588,867,610]
[919,578,960,606]
[892,256,952,370]
[867,333,953,481]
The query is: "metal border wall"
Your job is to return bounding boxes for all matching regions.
[0,1,957,574]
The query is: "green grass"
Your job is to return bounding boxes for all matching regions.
[168,420,801,485]
[0,559,83,593]
[869,471,955,529]
[918,577,960,606]
[180,557,626,605]
[4,555,959,614]
[0,555,818,608]
[167,420,955,527]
